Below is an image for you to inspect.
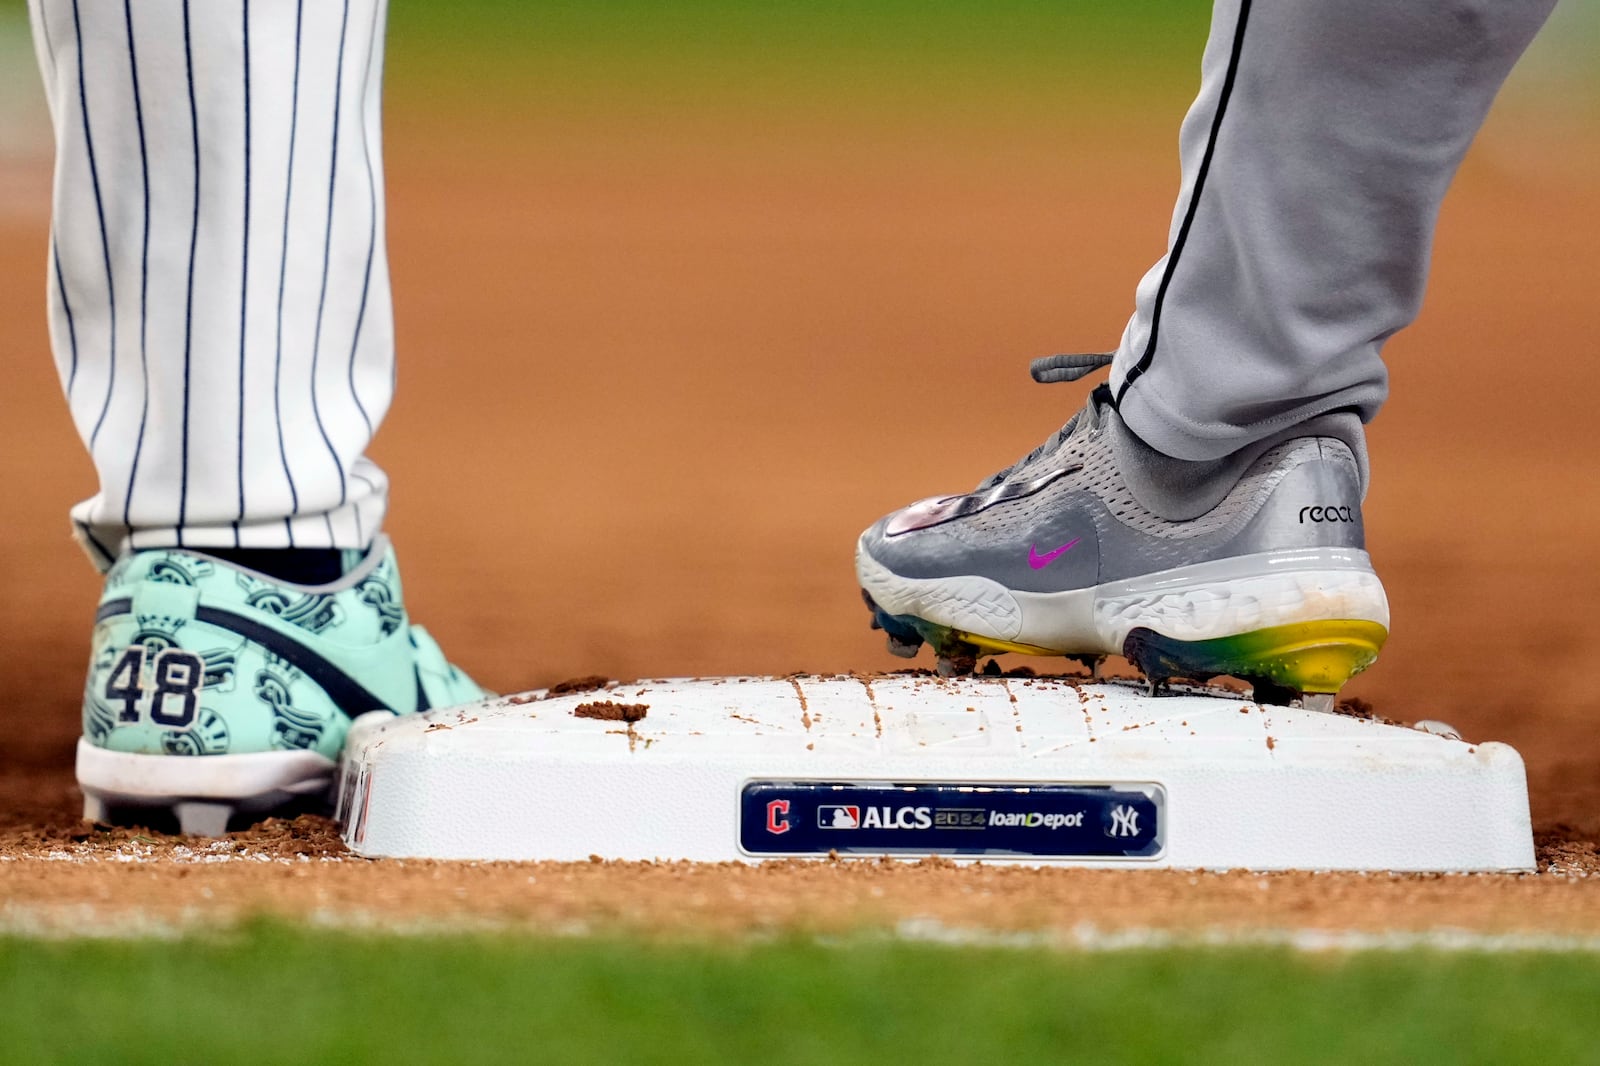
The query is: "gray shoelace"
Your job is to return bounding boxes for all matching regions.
[978,352,1115,489]
[1029,351,1115,383]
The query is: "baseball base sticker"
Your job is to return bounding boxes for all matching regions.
[740,781,1164,859]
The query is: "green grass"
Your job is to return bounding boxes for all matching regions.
[381,1,1597,129]
[384,0,1215,118]
[3,922,1598,1064]
[388,0,1214,67]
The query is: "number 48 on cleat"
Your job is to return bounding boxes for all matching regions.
[105,646,204,728]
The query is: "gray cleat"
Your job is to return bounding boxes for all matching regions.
[856,356,1389,702]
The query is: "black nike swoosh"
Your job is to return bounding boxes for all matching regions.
[95,597,398,718]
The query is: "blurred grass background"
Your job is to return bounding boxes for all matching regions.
[382,0,1593,117]
[5,924,1600,1064]
[6,1,1589,147]
[382,0,1213,119]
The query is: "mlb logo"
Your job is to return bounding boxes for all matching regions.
[817,805,861,829]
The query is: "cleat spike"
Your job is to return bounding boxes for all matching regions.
[1414,719,1462,740]
[876,609,927,653]
[886,634,922,659]
[81,793,107,823]
[934,639,980,678]
[1250,679,1299,707]
[174,801,233,837]
[1123,621,1384,705]
[1299,693,1337,715]
[1066,654,1103,679]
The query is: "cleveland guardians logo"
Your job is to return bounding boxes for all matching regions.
[765,799,790,834]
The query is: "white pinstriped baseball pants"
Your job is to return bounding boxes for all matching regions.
[31,0,391,568]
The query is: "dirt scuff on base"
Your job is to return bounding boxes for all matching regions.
[550,676,614,696]
[573,701,649,723]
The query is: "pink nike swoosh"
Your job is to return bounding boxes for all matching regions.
[1027,538,1081,570]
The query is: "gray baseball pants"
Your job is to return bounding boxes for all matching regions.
[1110,0,1559,462]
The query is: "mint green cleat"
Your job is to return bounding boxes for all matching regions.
[75,536,486,835]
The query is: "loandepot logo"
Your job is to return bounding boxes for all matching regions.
[818,805,933,830]
[988,810,1086,829]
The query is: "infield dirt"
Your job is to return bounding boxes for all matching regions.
[1,73,1596,936]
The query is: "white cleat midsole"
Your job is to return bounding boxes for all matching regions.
[856,544,1390,652]
[76,740,337,810]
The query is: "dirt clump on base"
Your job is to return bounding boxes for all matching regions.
[550,675,614,695]
[506,676,617,705]
[1334,697,1377,720]
[573,700,649,723]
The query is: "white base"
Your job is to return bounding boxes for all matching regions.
[335,675,1534,872]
